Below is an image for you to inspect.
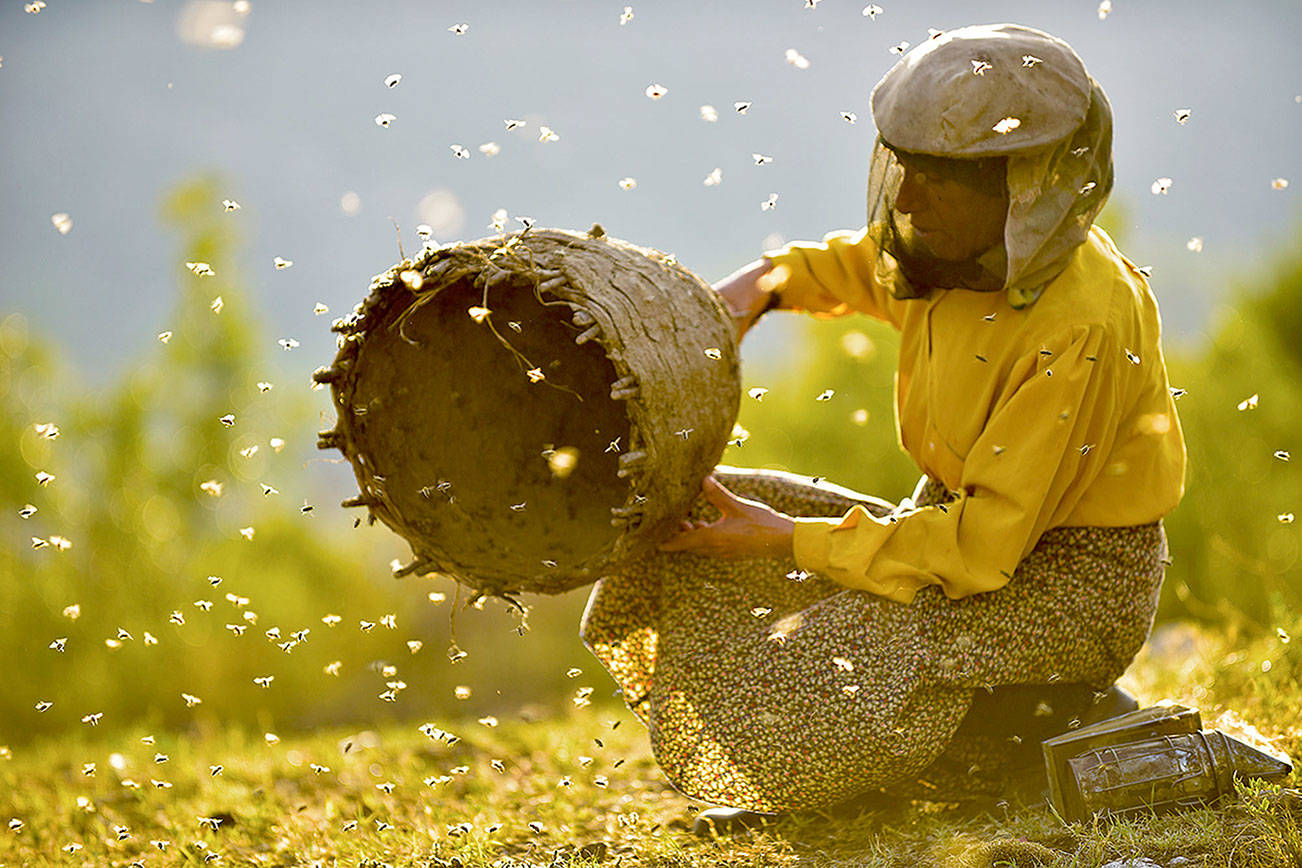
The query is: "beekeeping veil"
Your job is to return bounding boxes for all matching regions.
[867,23,1113,307]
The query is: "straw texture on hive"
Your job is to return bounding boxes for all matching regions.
[316,228,741,596]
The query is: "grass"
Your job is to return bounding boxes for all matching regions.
[2,620,1300,868]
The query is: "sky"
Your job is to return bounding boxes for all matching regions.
[1,0,1300,384]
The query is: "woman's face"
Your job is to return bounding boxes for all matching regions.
[893,154,1009,262]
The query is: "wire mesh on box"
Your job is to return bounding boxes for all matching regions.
[315,227,741,597]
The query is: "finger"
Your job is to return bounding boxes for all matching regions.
[660,522,725,552]
[658,532,697,552]
[700,475,742,513]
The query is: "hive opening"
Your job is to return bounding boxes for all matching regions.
[349,271,632,584]
[323,228,739,595]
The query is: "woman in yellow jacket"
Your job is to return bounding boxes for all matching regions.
[581,23,1186,820]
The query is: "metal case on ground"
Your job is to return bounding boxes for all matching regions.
[1042,705,1292,822]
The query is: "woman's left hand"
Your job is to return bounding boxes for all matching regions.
[658,475,796,559]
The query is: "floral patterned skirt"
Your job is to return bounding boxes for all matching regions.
[580,467,1167,812]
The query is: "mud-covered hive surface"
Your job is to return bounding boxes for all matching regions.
[317,228,741,596]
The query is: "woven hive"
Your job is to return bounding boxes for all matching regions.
[315,227,741,596]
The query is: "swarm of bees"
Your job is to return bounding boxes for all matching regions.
[11,4,1296,862]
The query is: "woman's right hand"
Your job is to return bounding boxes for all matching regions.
[713,258,782,342]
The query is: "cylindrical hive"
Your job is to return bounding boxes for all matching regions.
[317,227,741,596]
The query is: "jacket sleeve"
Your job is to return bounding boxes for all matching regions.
[764,228,902,326]
[792,324,1124,603]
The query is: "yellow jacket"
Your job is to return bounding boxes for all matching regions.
[766,225,1186,604]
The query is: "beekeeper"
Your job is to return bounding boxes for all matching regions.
[583,23,1187,824]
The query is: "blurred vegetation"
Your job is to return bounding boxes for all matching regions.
[1158,252,1302,628]
[0,178,1297,747]
[0,178,594,746]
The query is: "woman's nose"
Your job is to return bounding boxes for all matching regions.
[895,170,927,214]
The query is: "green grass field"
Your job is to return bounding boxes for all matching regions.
[2,620,1299,868]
